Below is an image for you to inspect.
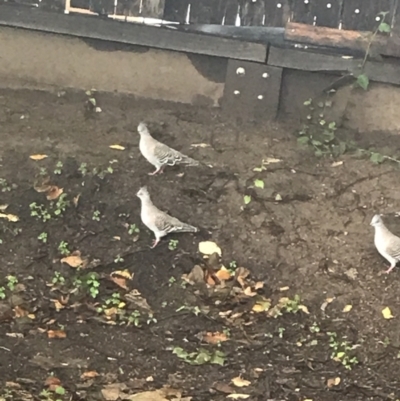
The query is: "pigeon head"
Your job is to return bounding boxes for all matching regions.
[136,186,150,200]
[137,122,150,136]
[370,214,384,227]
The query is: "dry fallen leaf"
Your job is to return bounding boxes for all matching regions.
[243,286,257,297]
[321,297,335,312]
[47,330,67,339]
[52,299,65,312]
[110,276,128,290]
[202,331,228,344]
[61,252,85,268]
[279,286,290,292]
[231,376,251,388]
[81,371,100,380]
[45,376,62,391]
[215,267,232,281]
[252,297,271,313]
[299,305,310,314]
[331,161,344,167]
[343,304,352,313]
[46,186,63,200]
[198,241,222,256]
[382,306,394,319]
[327,377,341,388]
[30,154,48,161]
[112,269,133,280]
[73,194,81,207]
[0,204,8,211]
[14,306,28,318]
[101,383,127,401]
[212,382,236,394]
[109,145,125,150]
[226,394,250,400]
[254,281,264,290]
[0,213,19,222]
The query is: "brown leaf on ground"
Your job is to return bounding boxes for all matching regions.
[47,330,66,339]
[202,331,228,344]
[73,194,81,207]
[110,276,129,290]
[61,251,87,268]
[212,382,236,394]
[14,305,28,318]
[182,265,206,285]
[30,154,48,161]
[45,376,62,391]
[124,289,153,314]
[81,371,100,380]
[46,186,63,200]
[231,376,251,387]
[101,383,128,401]
[215,267,232,281]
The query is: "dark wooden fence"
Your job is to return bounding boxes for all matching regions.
[9,0,399,33]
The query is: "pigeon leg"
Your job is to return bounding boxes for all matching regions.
[148,167,162,176]
[150,238,160,248]
[384,264,396,274]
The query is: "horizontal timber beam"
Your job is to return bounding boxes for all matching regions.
[268,46,400,86]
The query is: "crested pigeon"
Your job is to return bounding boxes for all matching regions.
[137,122,199,175]
[136,186,198,248]
[370,214,400,273]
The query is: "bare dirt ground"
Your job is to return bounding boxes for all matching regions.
[1,88,400,401]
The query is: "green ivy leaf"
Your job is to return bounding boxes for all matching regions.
[378,22,391,33]
[370,152,385,164]
[356,74,369,90]
[55,387,66,395]
[254,179,264,189]
[303,99,312,106]
[297,136,310,145]
[244,195,252,205]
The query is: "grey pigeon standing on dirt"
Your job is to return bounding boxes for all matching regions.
[136,186,199,248]
[371,214,400,273]
[137,122,199,175]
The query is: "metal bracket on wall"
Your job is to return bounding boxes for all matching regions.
[222,59,283,121]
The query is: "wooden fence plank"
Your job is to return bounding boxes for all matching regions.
[115,0,141,16]
[163,0,189,22]
[141,0,165,18]
[263,0,289,27]
[240,0,265,26]
[190,0,228,24]
[342,0,394,31]
[284,22,388,56]
[88,0,114,15]
[223,0,239,25]
[386,0,400,56]
[0,4,267,61]
[312,0,342,28]
[291,0,313,25]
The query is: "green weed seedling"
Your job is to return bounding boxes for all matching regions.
[78,162,88,176]
[30,202,52,222]
[92,210,101,221]
[0,286,5,299]
[172,346,225,366]
[128,224,140,235]
[52,272,66,286]
[328,331,359,370]
[58,241,70,256]
[6,275,18,291]
[0,178,11,192]
[38,232,48,243]
[114,255,124,263]
[83,272,100,298]
[168,239,179,251]
[54,161,63,175]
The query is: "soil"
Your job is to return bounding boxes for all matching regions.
[1,88,400,401]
